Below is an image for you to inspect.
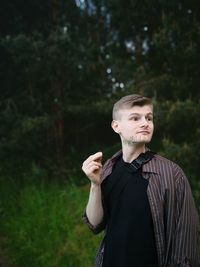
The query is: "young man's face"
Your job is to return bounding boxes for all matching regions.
[112,104,154,145]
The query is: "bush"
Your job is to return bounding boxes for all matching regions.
[0,178,102,267]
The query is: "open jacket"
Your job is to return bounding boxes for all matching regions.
[83,151,200,267]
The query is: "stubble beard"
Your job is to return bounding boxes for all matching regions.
[122,135,152,146]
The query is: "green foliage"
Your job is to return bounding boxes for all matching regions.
[0,1,200,266]
[159,138,194,176]
[1,0,200,181]
[0,178,102,267]
[150,99,200,180]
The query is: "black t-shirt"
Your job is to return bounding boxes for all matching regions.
[101,156,158,267]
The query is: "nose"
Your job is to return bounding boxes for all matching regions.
[141,117,149,127]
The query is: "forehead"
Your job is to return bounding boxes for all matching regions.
[119,104,153,116]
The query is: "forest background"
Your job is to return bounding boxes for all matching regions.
[0,0,200,266]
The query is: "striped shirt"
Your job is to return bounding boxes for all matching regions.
[83,150,200,267]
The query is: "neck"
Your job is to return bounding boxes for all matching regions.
[122,143,146,163]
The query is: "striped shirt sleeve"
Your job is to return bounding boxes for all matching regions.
[168,164,200,266]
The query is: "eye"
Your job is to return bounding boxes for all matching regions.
[129,116,139,121]
[147,116,153,121]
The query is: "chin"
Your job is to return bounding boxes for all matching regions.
[133,135,152,142]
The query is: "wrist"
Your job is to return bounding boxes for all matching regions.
[91,181,101,189]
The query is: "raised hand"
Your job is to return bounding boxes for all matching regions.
[82,152,103,185]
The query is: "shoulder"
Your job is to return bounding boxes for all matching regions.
[145,153,187,183]
[153,153,183,170]
[153,153,176,165]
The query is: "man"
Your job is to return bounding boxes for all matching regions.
[82,94,199,267]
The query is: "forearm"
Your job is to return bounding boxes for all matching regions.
[86,182,104,227]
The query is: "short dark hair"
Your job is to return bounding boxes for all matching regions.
[112,94,152,120]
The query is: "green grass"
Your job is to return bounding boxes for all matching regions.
[0,178,102,267]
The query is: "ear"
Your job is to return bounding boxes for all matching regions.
[111,120,120,134]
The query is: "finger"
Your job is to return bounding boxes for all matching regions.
[82,161,102,172]
[87,165,101,174]
[82,152,103,166]
[86,152,102,163]
[84,161,102,169]
[83,165,102,177]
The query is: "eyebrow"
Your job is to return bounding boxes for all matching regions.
[128,112,153,116]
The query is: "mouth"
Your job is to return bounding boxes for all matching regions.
[137,131,151,135]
